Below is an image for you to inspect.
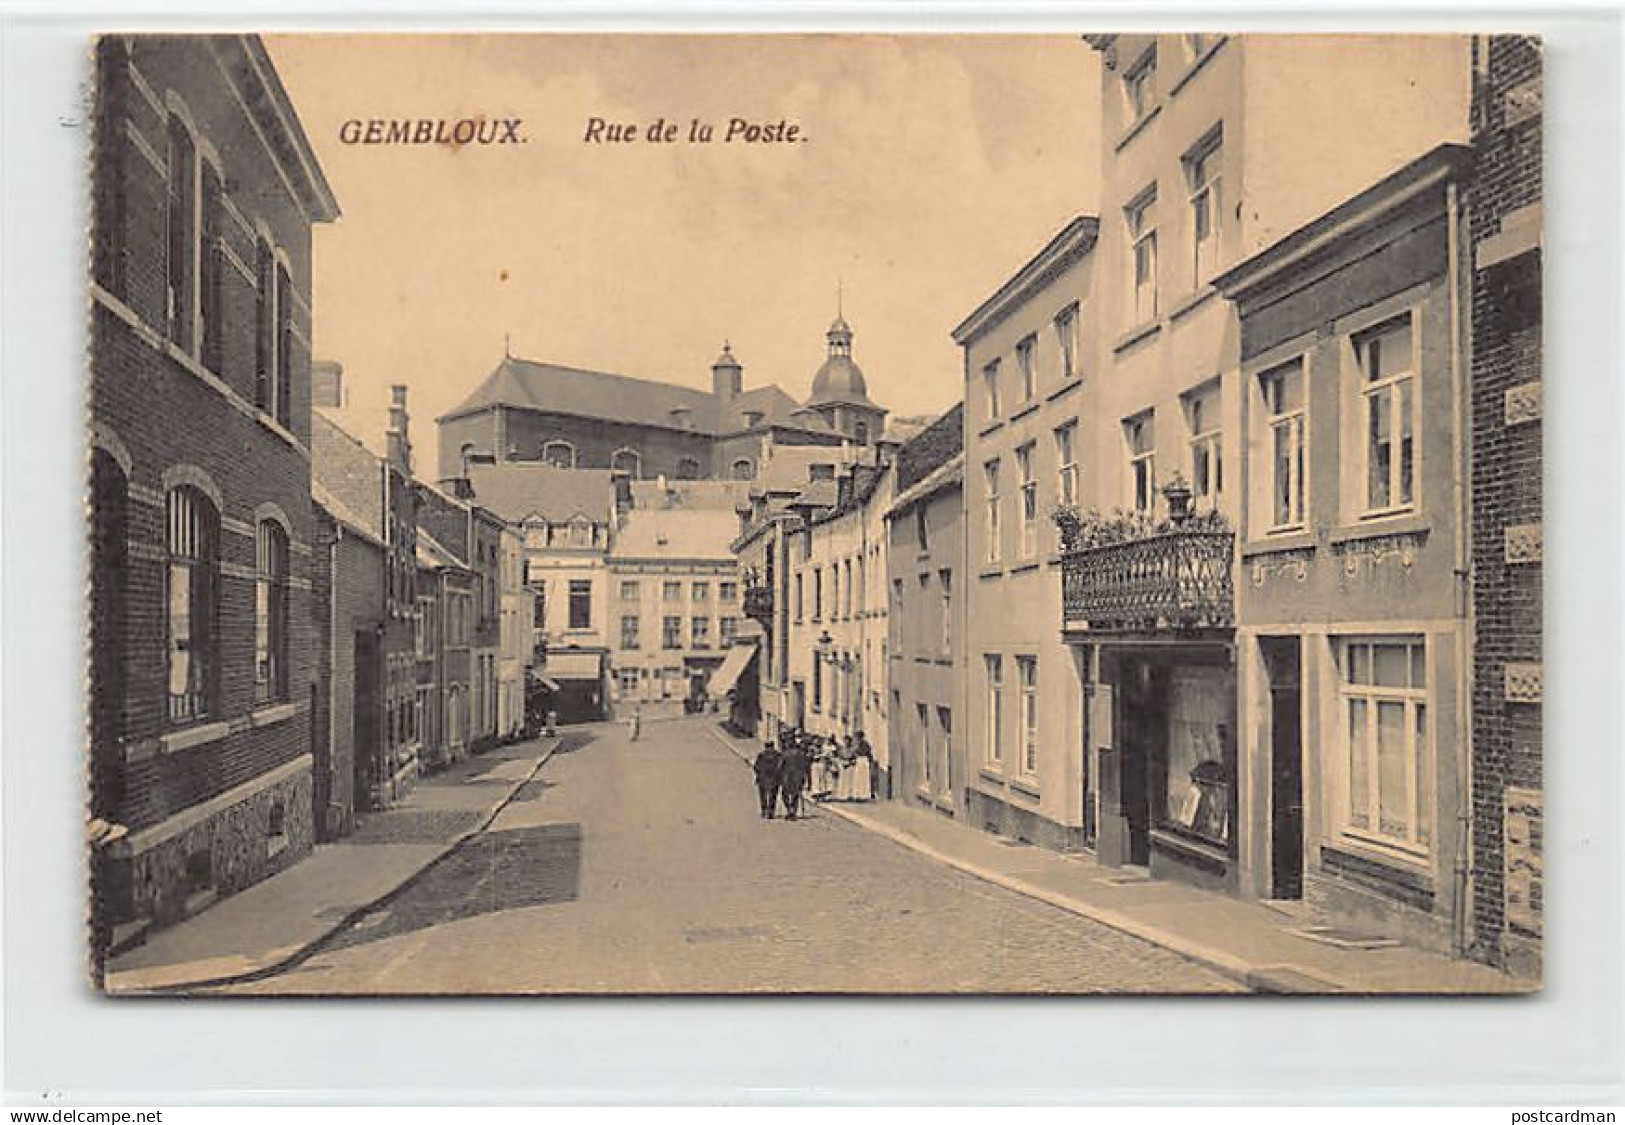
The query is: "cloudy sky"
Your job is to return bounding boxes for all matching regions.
[266,35,1102,470]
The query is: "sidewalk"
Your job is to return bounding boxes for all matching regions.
[105,733,563,994]
[709,723,1525,995]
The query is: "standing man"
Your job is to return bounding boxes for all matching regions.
[753,742,785,819]
[779,737,810,821]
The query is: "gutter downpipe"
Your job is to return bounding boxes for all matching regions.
[1447,177,1475,960]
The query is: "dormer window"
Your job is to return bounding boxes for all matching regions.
[743,410,764,428]
[542,440,575,469]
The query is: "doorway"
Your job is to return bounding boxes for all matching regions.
[1261,637,1304,899]
[353,629,381,814]
[1117,656,1163,867]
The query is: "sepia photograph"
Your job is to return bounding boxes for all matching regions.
[84,31,1544,997]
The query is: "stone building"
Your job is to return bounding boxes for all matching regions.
[87,34,339,958]
[435,319,887,483]
[1465,34,1543,978]
[883,405,966,815]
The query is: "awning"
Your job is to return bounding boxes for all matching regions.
[707,642,759,699]
[544,649,603,681]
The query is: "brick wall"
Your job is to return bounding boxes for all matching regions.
[1467,34,1543,974]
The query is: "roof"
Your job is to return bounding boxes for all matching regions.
[416,530,467,571]
[952,215,1099,345]
[239,36,340,222]
[608,507,740,562]
[311,411,383,541]
[462,463,616,525]
[751,445,845,497]
[439,354,836,438]
[1213,143,1474,304]
[894,403,965,493]
[888,454,963,518]
[631,479,752,511]
[313,481,384,548]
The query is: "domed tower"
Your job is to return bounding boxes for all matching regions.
[805,313,887,445]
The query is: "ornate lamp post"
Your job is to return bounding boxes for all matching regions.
[1162,472,1194,526]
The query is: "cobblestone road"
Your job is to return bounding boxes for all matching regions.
[223,714,1240,994]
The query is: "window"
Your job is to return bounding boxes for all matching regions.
[890,578,904,649]
[720,616,738,645]
[662,616,682,649]
[1018,656,1038,777]
[1016,335,1037,402]
[936,707,953,793]
[620,615,640,649]
[854,421,868,444]
[984,459,1002,564]
[831,566,841,620]
[984,655,1004,766]
[523,518,548,550]
[166,485,218,723]
[566,517,593,548]
[915,504,929,551]
[843,560,853,619]
[1182,32,1216,62]
[1186,131,1224,287]
[1054,303,1079,382]
[1184,384,1223,507]
[567,579,591,630]
[676,457,702,480]
[618,668,639,696]
[1016,443,1038,558]
[274,263,293,430]
[543,440,575,469]
[611,448,641,478]
[814,568,824,620]
[983,359,1002,421]
[254,520,289,704]
[1125,412,1156,513]
[692,581,709,602]
[254,239,278,417]
[1054,422,1079,509]
[1260,358,1307,530]
[1340,638,1431,853]
[812,654,823,712]
[1123,46,1157,123]
[621,580,641,601]
[794,572,804,622]
[691,616,711,649]
[938,569,952,656]
[164,116,197,351]
[199,164,224,374]
[1127,189,1159,324]
[1356,313,1417,514]
[731,458,754,481]
[918,703,932,789]
[663,580,682,602]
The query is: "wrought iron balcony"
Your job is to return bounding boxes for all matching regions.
[1061,528,1235,633]
[742,583,774,625]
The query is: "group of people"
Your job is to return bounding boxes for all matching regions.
[751,728,875,820]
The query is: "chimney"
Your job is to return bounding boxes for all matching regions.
[386,384,412,474]
[836,466,855,509]
[311,360,344,410]
[712,342,743,401]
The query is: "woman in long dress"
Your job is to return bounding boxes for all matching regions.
[849,733,874,802]
[812,735,840,799]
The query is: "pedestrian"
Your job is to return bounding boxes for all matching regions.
[779,738,810,820]
[628,703,642,742]
[752,742,785,819]
[850,730,875,802]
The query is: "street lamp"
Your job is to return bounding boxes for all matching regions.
[1162,472,1194,526]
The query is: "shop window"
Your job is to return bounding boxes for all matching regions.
[1339,637,1431,854]
[1161,666,1233,847]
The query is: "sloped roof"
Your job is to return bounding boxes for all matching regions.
[631,478,753,511]
[752,446,844,497]
[417,530,467,571]
[311,411,383,541]
[463,462,615,525]
[439,354,835,438]
[895,402,965,493]
[313,480,384,548]
[609,507,740,562]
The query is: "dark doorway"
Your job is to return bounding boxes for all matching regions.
[1117,657,1163,866]
[354,629,381,814]
[1262,637,1304,899]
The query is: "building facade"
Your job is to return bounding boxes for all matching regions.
[1466,34,1544,978]
[435,320,888,485]
[1217,144,1476,952]
[497,522,531,740]
[607,505,743,707]
[955,217,1100,851]
[884,405,966,815]
[87,35,339,956]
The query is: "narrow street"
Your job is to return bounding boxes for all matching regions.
[221,714,1239,994]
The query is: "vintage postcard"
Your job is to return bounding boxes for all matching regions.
[85,32,1542,995]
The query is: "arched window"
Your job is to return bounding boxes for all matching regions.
[731,458,754,481]
[165,113,197,351]
[568,516,594,547]
[676,457,702,480]
[543,440,576,469]
[255,520,290,703]
[166,485,219,723]
[89,448,128,821]
[523,516,548,550]
[611,448,641,478]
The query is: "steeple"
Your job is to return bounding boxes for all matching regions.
[712,340,743,401]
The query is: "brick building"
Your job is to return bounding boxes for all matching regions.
[416,483,504,756]
[435,322,887,484]
[87,35,339,960]
[1466,34,1543,978]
